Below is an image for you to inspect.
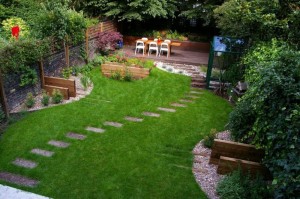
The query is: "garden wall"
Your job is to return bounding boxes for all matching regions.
[2,20,118,112]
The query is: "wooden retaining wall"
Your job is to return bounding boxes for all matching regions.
[210,139,271,179]
[44,76,76,100]
[101,63,150,79]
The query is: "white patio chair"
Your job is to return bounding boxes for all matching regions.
[159,42,169,58]
[141,37,148,41]
[135,40,145,55]
[164,39,171,44]
[148,41,159,56]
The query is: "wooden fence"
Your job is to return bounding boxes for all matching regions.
[101,63,150,79]
[209,139,271,179]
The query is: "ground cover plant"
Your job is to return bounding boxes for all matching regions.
[0,67,232,198]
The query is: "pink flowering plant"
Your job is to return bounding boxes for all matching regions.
[97,31,123,53]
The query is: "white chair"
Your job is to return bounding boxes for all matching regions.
[141,37,148,41]
[135,41,145,55]
[154,38,158,42]
[164,39,171,44]
[148,41,159,56]
[159,42,169,58]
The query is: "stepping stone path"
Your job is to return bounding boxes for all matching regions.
[171,103,187,107]
[124,116,143,122]
[0,172,39,188]
[104,121,123,128]
[86,126,105,133]
[48,140,70,148]
[180,99,194,103]
[157,107,176,112]
[66,132,86,140]
[31,149,54,157]
[12,158,37,169]
[142,112,160,117]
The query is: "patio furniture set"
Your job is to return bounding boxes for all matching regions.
[135,37,181,58]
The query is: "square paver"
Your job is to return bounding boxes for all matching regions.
[0,172,39,188]
[86,126,105,133]
[31,149,54,157]
[48,140,70,148]
[66,132,87,140]
[124,116,144,122]
[12,158,37,169]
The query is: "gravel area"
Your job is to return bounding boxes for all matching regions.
[192,130,232,199]
[10,75,93,113]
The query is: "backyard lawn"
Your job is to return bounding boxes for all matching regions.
[0,67,232,198]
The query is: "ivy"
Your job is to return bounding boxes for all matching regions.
[228,40,300,198]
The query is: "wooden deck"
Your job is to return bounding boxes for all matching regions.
[122,45,209,66]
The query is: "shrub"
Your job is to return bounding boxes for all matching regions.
[52,89,63,104]
[228,40,300,198]
[123,68,132,82]
[217,169,270,199]
[110,70,122,81]
[203,129,217,148]
[1,17,30,40]
[96,31,123,53]
[62,67,72,79]
[80,75,92,91]
[25,92,35,108]
[41,90,50,106]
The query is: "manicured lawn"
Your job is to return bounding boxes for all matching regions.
[0,67,232,198]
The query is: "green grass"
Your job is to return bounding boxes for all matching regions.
[0,68,232,198]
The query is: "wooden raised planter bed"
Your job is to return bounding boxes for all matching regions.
[101,62,150,79]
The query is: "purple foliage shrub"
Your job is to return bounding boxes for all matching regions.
[97,31,123,52]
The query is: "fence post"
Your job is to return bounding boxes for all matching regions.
[0,72,9,117]
[64,39,70,67]
[39,60,45,88]
[85,29,89,62]
[100,22,103,32]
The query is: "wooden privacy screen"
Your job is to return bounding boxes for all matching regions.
[101,63,150,79]
[209,139,271,179]
[43,76,76,100]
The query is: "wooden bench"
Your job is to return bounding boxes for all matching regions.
[43,76,76,100]
[209,139,271,179]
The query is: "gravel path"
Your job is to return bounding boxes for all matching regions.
[193,131,231,199]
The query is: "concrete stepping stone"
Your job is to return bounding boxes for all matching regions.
[190,91,203,94]
[180,99,194,103]
[186,95,200,99]
[104,121,123,128]
[142,112,160,117]
[171,103,187,107]
[124,116,143,122]
[31,149,54,157]
[157,107,176,112]
[48,140,70,148]
[86,126,105,133]
[0,172,39,188]
[12,158,37,169]
[66,132,86,140]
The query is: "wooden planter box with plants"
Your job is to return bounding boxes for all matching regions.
[101,62,151,80]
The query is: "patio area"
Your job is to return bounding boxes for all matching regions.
[122,45,209,66]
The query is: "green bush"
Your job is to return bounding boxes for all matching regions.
[203,129,217,148]
[51,89,63,104]
[123,68,132,82]
[25,92,35,108]
[228,40,300,198]
[217,170,270,199]
[62,67,72,79]
[110,70,122,81]
[80,75,92,91]
[41,90,50,106]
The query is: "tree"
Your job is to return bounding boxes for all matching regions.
[72,0,178,22]
[213,0,300,47]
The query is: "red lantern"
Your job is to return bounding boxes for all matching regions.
[11,26,20,40]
